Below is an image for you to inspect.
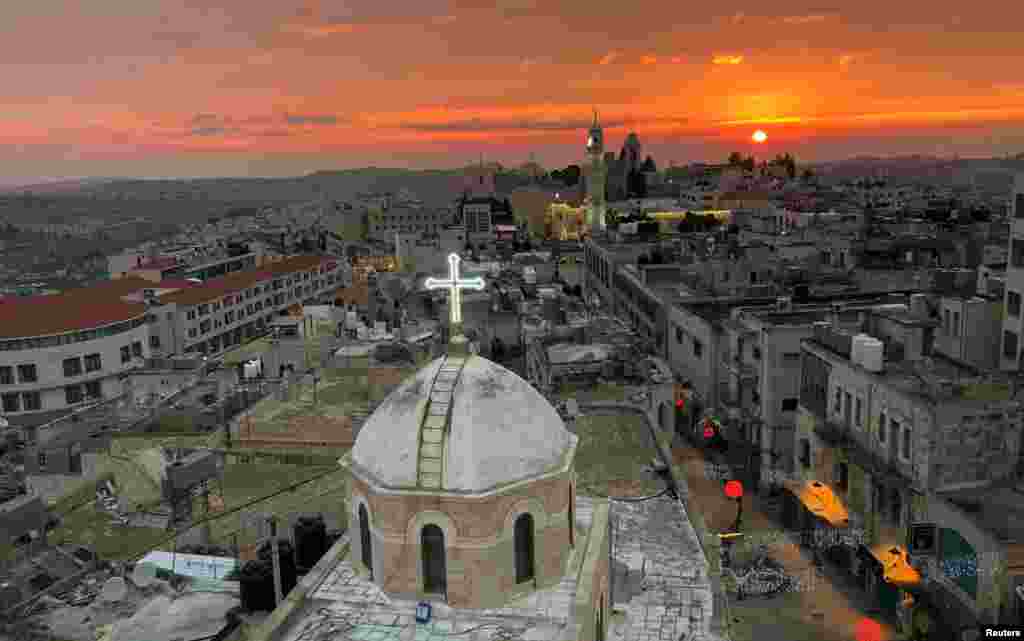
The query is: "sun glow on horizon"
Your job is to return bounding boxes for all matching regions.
[752,130,768,143]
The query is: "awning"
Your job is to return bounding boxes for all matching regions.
[783,480,850,528]
[867,544,922,588]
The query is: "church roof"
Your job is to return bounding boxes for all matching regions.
[350,354,576,493]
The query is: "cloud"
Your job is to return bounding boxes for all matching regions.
[598,51,618,65]
[640,55,658,65]
[281,22,359,37]
[779,13,832,25]
[190,126,231,137]
[396,114,686,133]
[712,55,744,65]
[285,114,340,125]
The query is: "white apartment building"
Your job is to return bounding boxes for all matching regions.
[1001,172,1024,370]
[0,281,152,427]
[151,255,343,357]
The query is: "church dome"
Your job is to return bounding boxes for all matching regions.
[351,354,576,493]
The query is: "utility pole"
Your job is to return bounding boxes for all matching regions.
[269,516,283,606]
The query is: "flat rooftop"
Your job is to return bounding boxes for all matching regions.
[270,495,721,641]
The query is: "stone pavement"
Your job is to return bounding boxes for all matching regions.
[672,440,901,641]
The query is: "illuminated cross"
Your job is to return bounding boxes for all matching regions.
[424,253,486,333]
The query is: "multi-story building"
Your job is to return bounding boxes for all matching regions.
[150,255,343,358]
[1001,172,1024,371]
[798,309,1024,627]
[0,278,153,428]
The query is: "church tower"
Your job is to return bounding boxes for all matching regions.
[583,110,608,231]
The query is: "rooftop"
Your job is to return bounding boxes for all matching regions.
[937,483,1024,543]
[0,277,154,339]
[157,255,329,307]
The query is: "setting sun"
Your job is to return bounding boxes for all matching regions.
[752,130,767,143]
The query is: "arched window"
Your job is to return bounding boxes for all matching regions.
[358,504,373,580]
[421,524,447,595]
[569,483,575,547]
[514,513,535,584]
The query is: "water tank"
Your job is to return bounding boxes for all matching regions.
[851,334,870,366]
[861,338,884,372]
[257,539,297,596]
[239,560,276,612]
[293,515,328,571]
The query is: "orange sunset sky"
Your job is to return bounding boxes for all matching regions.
[2,0,1024,181]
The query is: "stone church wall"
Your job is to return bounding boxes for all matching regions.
[350,466,575,609]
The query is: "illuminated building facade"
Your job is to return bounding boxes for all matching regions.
[583,110,607,231]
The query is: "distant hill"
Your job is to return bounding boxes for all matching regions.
[812,155,1024,187]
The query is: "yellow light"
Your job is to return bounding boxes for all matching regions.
[752,130,767,143]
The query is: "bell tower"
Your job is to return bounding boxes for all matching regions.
[584,109,608,231]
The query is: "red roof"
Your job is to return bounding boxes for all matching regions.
[0,278,152,339]
[157,255,330,307]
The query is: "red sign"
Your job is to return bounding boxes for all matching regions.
[724,480,744,499]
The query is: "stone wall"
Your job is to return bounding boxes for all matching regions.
[574,500,610,641]
[350,468,574,609]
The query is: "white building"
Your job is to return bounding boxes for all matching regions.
[1001,172,1024,370]
[0,279,152,427]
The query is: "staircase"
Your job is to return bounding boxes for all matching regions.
[415,355,467,490]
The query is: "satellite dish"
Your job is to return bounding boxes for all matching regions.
[100,576,127,602]
[132,562,157,587]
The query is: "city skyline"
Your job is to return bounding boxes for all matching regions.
[2,0,1023,181]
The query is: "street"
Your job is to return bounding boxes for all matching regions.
[671,438,902,641]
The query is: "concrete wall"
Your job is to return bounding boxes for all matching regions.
[0,323,150,422]
[350,467,574,609]
[666,305,719,409]
[574,500,610,641]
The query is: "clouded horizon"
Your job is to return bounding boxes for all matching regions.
[3,0,1023,181]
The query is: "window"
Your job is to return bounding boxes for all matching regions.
[944,309,951,333]
[149,335,160,349]
[120,345,131,364]
[855,397,863,427]
[37,452,47,470]
[198,304,210,316]
[63,357,83,377]
[1004,330,1019,360]
[783,352,801,362]
[359,504,373,580]
[0,366,11,385]
[1,393,19,412]
[514,513,536,584]
[188,328,198,338]
[952,311,960,337]
[1016,193,1024,219]
[84,353,102,372]
[132,341,142,358]
[17,364,37,383]
[693,339,703,358]
[878,411,887,442]
[1009,291,1022,318]
[85,380,102,399]
[901,425,911,461]
[65,385,84,405]
[676,327,683,343]
[186,309,197,320]
[781,398,798,411]
[834,387,843,414]
[752,347,761,360]
[799,439,811,467]
[421,524,447,595]
[1013,240,1024,268]
[21,391,40,411]
[750,271,758,283]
